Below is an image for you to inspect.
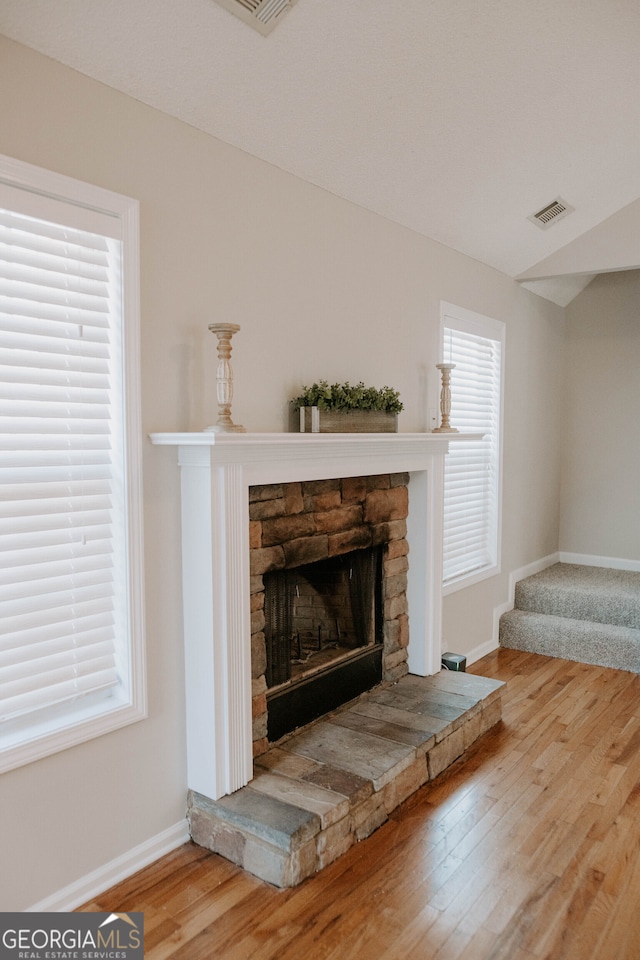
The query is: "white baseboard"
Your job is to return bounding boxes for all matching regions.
[559,552,640,573]
[28,819,190,913]
[465,636,500,666]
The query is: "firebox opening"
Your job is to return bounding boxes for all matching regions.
[264,545,383,741]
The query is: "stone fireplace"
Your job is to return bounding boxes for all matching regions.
[149,431,464,802]
[249,474,410,749]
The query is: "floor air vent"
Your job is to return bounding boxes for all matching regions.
[212,0,298,35]
[528,197,575,229]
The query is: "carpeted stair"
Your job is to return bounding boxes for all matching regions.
[499,563,640,672]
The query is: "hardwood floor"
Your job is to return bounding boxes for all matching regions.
[82,650,640,958]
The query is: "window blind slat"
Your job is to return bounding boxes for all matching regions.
[0,611,115,654]
[2,659,117,706]
[0,307,113,334]
[2,629,115,665]
[0,540,113,573]
[0,666,118,722]
[0,329,111,357]
[2,594,113,633]
[0,240,109,277]
[0,565,114,603]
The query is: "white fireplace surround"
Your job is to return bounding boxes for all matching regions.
[149,431,470,801]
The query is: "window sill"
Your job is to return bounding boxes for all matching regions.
[443,562,499,596]
[0,692,147,774]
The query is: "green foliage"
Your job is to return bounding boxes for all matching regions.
[290,380,403,414]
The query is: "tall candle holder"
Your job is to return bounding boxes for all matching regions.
[432,362,458,433]
[205,322,245,433]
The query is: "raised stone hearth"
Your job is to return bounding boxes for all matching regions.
[188,669,504,887]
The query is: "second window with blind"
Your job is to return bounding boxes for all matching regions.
[440,302,505,593]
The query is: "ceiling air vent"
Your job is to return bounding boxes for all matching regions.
[212,0,298,35]
[528,197,575,230]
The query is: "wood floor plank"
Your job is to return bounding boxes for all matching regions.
[83,651,640,959]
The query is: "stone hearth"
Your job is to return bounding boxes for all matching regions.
[189,669,504,887]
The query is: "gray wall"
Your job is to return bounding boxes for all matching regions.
[560,270,640,564]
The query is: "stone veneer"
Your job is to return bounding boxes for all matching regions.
[188,670,505,888]
[249,473,411,756]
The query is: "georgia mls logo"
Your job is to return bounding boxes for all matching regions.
[0,912,144,960]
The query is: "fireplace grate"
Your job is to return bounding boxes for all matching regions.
[264,570,293,687]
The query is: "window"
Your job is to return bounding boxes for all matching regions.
[441,302,504,592]
[0,155,145,772]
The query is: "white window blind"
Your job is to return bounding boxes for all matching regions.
[0,157,144,771]
[442,307,504,587]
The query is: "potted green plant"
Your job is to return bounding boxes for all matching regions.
[290,380,403,433]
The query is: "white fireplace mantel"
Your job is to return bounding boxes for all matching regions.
[150,431,471,800]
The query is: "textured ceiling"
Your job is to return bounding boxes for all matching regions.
[2,0,640,304]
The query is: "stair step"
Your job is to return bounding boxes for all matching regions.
[514,563,640,628]
[500,608,640,672]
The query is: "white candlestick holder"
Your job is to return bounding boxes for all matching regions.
[205,322,245,433]
[432,362,458,433]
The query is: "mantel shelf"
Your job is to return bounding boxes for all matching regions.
[149,431,479,470]
[150,431,479,446]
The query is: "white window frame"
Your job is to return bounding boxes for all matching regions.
[440,302,505,595]
[0,154,146,773]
